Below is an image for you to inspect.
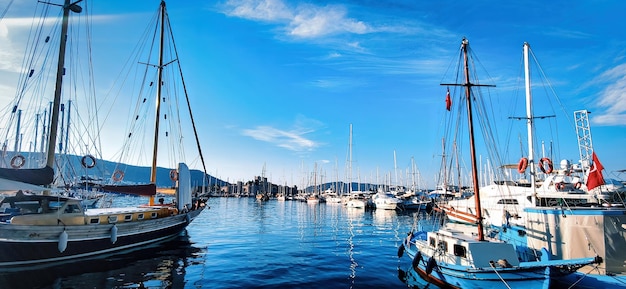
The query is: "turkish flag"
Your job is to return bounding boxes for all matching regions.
[445,88,451,111]
[586,151,605,191]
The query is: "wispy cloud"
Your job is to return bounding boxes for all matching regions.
[223,0,369,38]
[241,115,324,152]
[590,63,626,126]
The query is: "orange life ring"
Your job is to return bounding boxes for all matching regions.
[169,169,178,181]
[10,155,25,169]
[517,157,528,173]
[81,154,96,168]
[112,170,124,182]
[539,157,553,174]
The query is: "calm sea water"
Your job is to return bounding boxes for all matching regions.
[0,197,437,289]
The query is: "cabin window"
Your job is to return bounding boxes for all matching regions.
[137,213,145,220]
[453,244,467,258]
[438,240,448,252]
[90,218,100,224]
[151,212,158,219]
[64,204,81,213]
[429,237,436,248]
[124,214,132,222]
[497,199,518,205]
[108,216,118,223]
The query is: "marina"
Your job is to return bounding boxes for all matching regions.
[0,197,437,289]
[0,1,625,288]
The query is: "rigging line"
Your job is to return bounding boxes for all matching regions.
[166,7,209,180]
[0,0,14,22]
[488,262,513,289]
[528,47,576,131]
[566,263,602,289]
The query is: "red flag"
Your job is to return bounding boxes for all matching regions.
[445,88,451,111]
[586,151,605,191]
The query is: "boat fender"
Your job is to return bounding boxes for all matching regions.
[539,157,554,174]
[58,230,68,253]
[111,224,118,244]
[411,251,422,272]
[81,154,96,168]
[397,244,405,258]
[517,157,528,173]
[575,182,582,189]
[10,155,25,169]
[425,256,436,275]
[185,213,191,224]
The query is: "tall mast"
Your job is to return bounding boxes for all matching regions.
[441,38,495,241]
[461,39,484,241]
[349,123,353,194]
[523,43,538,204]
[47,0,81,169]
[149,0,166,205]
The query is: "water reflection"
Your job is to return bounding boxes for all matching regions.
[0,232,203,289]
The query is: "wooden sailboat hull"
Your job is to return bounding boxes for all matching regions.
[0,209,203,267]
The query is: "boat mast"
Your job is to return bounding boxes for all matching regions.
[442,38,495,241]
[523,43,538,205]
[47,0,82,170]
[461,39,484,241]
[149,0,166,205]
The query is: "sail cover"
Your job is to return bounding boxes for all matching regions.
[0,166,54,186]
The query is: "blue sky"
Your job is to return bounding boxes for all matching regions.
[1,0,625,188]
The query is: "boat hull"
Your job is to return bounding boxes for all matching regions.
[494,207,626,289]
[0,209,203,267]
[403,243,551,289]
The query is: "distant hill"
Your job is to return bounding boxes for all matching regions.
[6,152,229,188]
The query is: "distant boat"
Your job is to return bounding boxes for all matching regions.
[306,194,320,204]
[371,190,402,210]
[399,38,600,289]
[345,192,367,208]
[0,0,206,267]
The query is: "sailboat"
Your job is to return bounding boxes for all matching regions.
[433,42,626,288]
[398,38,600,289]
[0,0,206,267]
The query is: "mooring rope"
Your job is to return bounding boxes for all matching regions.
[489,261,512,289]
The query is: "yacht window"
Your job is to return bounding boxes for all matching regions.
[151,212,158,219]
[137,213,145,220]
[90,218,100,224]
[429,237,436,247]
[497,199,518,205]
[453,244,467,258]
[124,214,132,221]
[108,216,118,223]
[64,204,81,213]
